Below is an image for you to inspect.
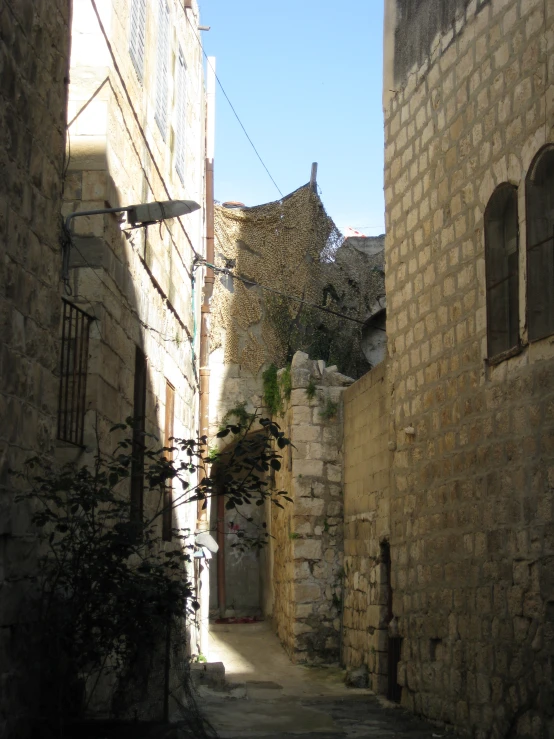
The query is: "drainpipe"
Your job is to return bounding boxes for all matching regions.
[203,60,226,618]
[196,57,217,650]
[198,57,215,527]
[201,60,226,618]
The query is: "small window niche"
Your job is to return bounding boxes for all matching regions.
[526,145,554,342]
[484,183,519,361]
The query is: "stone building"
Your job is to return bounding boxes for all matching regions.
[62,0,207,689]
[1,2,71,735]
[341,0,554,736]
[1,0,208,732]
[64,0,204,476]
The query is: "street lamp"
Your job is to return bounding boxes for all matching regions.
[62,199,201,280]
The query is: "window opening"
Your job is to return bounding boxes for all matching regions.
[129,0,146,82]
[57,300,93,446]
[526,146,554,341]
[162,381,175,541]
[175,49,187,184]
[484,183,519,358]
[131,347,147,522]
[155,0,170,139]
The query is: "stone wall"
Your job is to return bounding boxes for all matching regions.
[0,1,71,736]
[384,0,554,735]
[270,352,350,663]
[342,362,391,693]
[63,0,204,524]
[61,0,206,704]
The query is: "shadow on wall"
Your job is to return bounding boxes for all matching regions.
[56,145,198,719]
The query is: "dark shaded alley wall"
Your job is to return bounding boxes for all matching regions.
[0,1,71,736]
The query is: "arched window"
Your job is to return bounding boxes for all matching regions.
[526,146,554,341]
[484,183,519,359]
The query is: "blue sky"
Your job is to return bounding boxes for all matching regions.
[201,1,385,236]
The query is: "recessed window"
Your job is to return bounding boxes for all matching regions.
[155,0,170,139]
[484,183,519,359]
[526,146,554,342]
[57,300,93,446]
[129,0,146,83]
[174,49,187,184]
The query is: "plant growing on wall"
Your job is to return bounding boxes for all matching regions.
[13,411,290,733]
[319,397,339,420]
[221,400,255,428]
[262,364,293,417]
[306,378,317,400]
[280,365,292,402]
[262,363,282,415]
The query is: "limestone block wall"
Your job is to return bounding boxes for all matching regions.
[0,1,71,736]
[62,0,206,668]
[270,352,350,664]
[384,0,554,735]
[63,0,204,499]
[342,362,392,694]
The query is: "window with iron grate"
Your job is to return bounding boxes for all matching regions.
[155,0,170,139]
[175,49,187,184]
[57,300,93,446]
[129,0,146,83]
[526,145,554,342]
[484,183,519,360]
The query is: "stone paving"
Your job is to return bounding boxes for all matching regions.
[195,623,457,739]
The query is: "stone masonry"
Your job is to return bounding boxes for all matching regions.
[0,2,71,736]
[62,0,206,681]
[270,351,352,664]
[63,0,204,455]
[342,362,392,694]
[382,0,554,736]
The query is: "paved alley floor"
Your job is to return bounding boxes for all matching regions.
[196,622,454,739]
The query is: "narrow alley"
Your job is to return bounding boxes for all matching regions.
[194,623,452,739]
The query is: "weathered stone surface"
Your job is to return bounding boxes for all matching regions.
[345,665,369,688]
[271,360,347,664]
[291,351,310,370]
[293,539,323,561]
[295,497,325,516]
[294,583,322,603]
[381,0,554,734]
[1,2,70,735]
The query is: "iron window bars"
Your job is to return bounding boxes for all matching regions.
[57,300,93,446]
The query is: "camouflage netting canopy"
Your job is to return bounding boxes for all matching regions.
[211,184,384,379]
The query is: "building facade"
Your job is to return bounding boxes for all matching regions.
[379,0,554,736]
[1,0,208,732]
[1,2,71,735]
[64,0,204,476]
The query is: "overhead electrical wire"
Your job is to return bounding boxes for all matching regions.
[68,231,200,389]
[195,260,385,329]
[185,14,284,199]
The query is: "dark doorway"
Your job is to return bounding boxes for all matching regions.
[381,541,402,703]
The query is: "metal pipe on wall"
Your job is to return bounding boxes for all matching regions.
[197,58,225,629]
[197,57,216,526]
